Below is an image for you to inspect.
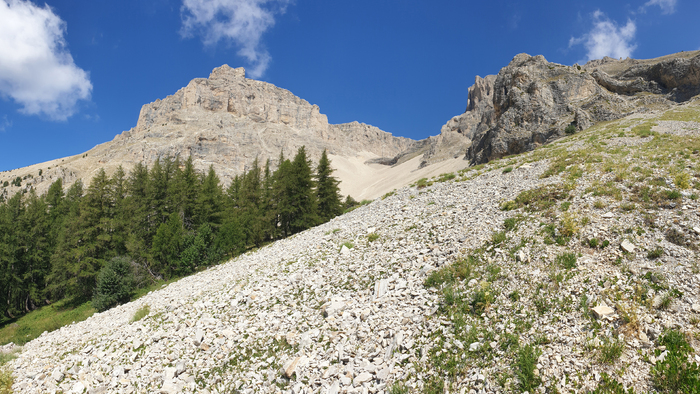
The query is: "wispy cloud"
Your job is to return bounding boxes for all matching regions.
[569,10,637,63]
[0,115,11,132]
[0,0,92,121]
[640,0,677,14]
[180,0,292,79]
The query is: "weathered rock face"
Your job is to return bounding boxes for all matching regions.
[423,50,700,166]
[1,65,417,198]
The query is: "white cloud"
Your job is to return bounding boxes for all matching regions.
[180,0,291,79]
[0,115,11,132]
[641,0,677,14]
[0,0,92,121]
[569,10,637,62]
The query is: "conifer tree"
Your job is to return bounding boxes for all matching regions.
[316,149,343,222]
[288,146,319,234]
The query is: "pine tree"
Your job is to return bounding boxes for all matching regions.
[287,146,319,234]
[150,212,184,278]
[195,165,223,227]
[316,149,343,222]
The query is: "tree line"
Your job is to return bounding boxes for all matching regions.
[0,147,347,319]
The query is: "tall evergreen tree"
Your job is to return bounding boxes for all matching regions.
[316,149,343,222]
[287,146,319,234]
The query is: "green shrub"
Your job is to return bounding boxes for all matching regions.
[502,166,513,174]
[565,123,577,135]
[651,330,700,393]
[92,256,134,312]
[515,344,542,392]
[557,252,577,269]
[598,338,624,364]
[367,233,379,242]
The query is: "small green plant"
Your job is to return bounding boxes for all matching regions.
[651,330,700,393]
[416,178,431,189]
[598,338,624,364]
[367,233,379,242]
[389,381,410,394]
[131,304,150,322]
[508,290,521,301]
[504,217,518,231]
[647,247,664,259]
[470,282,494,315]
[381,190,395,200]
[491,230,507,245]
[674,172,691,189]
[502,166,513,174]
[592,373,636,394]
[514,344,542,392]
[557,252,577,269]
[340,241,354,250]
[588,238,599,248]
[565,123,577,135]
[665,228,689,247]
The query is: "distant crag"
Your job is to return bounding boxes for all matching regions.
[423,50,700,166]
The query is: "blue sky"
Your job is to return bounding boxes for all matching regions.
[0,0,698,171]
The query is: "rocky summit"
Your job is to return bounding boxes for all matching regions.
[5,96,700,393]
[0,65,418,200]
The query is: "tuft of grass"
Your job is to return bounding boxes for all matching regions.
[367,233,379,242]
[647,247,664,259]
[340,241,354,251]
[502,166,513,174]
[514,344,542,392]
[557,252,577,269]
[598,338,625,364]
[674,173,691,189]
[131,305,150,323]
[491,230,507,245]
[511,185,569,212]
[381,191,395,200]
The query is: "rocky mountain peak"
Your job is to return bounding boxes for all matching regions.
[422,50,700,166]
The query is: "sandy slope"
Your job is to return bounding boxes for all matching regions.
[329,153,470,200]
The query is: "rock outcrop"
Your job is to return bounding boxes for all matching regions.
[422,50,700,166]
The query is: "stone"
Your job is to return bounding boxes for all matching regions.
[602,212,615,218]
[353,372,372,385]
[71,381,85,394]
[283,356,307,378]
[374,279,389,299]
[620,240,636,253]
[340,245,350,255]
[469,342,481,352]
[592,303,615,319]
[692,304,700,313]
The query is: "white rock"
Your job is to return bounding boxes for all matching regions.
[620,240,636,253]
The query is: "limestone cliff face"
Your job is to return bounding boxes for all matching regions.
[423,50,700,165]
[1,65,417,197]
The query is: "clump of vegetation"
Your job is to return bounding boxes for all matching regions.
[131,304,150,322]
[514,344,542,392]
[340,241,354,250]
[367,233,379,242]
[647,247,664,259]
[598,338,625,364]
[0,366,13,394]
[565,123,577,135]
[651,330,700,393]
[502,184,569,212]
[592,373,636,394]
[557,252,577,269]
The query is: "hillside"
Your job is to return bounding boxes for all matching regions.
[4,98,700,393]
